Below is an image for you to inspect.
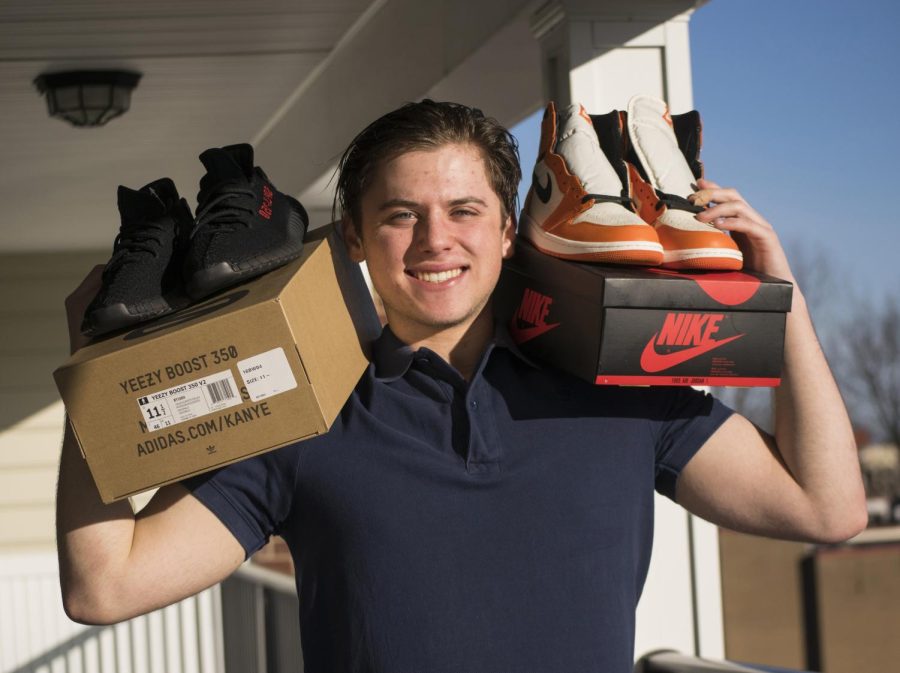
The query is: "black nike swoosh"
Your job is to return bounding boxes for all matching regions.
[509,317,560,344]
[533,170,552,204]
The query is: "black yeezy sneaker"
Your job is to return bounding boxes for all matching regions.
[185,143,308,299]
[82,178,193,336]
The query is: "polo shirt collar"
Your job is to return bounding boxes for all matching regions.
[373,323,537,382]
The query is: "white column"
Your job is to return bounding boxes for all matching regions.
[531,4,725,660]
[533,6,696,113]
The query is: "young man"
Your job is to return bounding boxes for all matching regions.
[57,100,866,672]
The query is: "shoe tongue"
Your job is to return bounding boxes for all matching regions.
[627,95,697,197]
[198,143,255,197]
[117,182,168,222]
[555,104,623,196]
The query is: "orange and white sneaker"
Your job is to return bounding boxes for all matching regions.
[625,94,743,271]
[520,102,663,265]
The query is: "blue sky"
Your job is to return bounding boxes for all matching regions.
[512,0,900,307]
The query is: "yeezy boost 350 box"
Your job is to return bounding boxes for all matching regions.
[496,240,792,387]
[55,225,380,503]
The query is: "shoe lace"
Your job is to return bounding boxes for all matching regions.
[104,221,168,278]
[581,193,636,209]
[191,186,256,238]
[655,190,703,214]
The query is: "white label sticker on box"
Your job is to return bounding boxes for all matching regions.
[237,347,298,402]
[137,369,242,432]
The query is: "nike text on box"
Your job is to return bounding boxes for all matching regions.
[54,225,381,503]
[495,240,792,387]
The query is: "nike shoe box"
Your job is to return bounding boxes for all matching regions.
[54,225,381,503]
[495,240,793,387]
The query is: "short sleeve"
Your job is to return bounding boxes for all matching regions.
[182,443,303,559]
[642,387,734,501]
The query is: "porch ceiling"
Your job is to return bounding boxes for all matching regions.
[0,0,701,252]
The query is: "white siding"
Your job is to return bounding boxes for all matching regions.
[0,252,104,553]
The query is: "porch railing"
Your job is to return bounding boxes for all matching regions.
[634,650,813,673]
[219,562,303,673]
[1,552,223,673]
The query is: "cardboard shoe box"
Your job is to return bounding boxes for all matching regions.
[54,226,381,503]
[495,241,793,387]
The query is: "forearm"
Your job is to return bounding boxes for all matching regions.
[56,419,137,622]
[772,289,867,539]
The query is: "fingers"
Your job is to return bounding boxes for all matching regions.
[689,180,768,230]
[691,178,724,206]
[690,186,745,209]
[701,213,768,239]
[697,201,767,230]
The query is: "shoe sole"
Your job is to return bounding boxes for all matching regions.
[185,208,306,300]
[661,247,744,271]
[520,212,664,265]
[83,294,190,337]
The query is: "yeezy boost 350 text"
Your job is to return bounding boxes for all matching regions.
[185,143,308,299]
[520,102,663,264]
[82,178,193,336]
[625,95,743,270]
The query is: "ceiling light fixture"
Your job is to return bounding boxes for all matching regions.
[33,70,142,128]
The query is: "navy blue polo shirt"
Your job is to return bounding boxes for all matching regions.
[186,326,732,673]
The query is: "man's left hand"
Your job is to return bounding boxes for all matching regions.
[690,178,794,282]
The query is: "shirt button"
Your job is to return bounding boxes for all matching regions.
[470,400,478,409]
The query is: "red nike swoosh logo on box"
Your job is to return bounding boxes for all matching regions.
[639,333,744,372]
[509,319,560,344]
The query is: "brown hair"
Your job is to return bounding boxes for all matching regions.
[334,99,521,230]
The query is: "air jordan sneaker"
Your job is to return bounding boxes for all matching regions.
[625,94,743,270]
[185,143,308,299]
[82,178,193,336]
[520,102,663,265]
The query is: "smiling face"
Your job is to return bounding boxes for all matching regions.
[344,142,515,345]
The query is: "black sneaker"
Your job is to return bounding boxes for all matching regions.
[82,178,193,336]
[185,143,308,299]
